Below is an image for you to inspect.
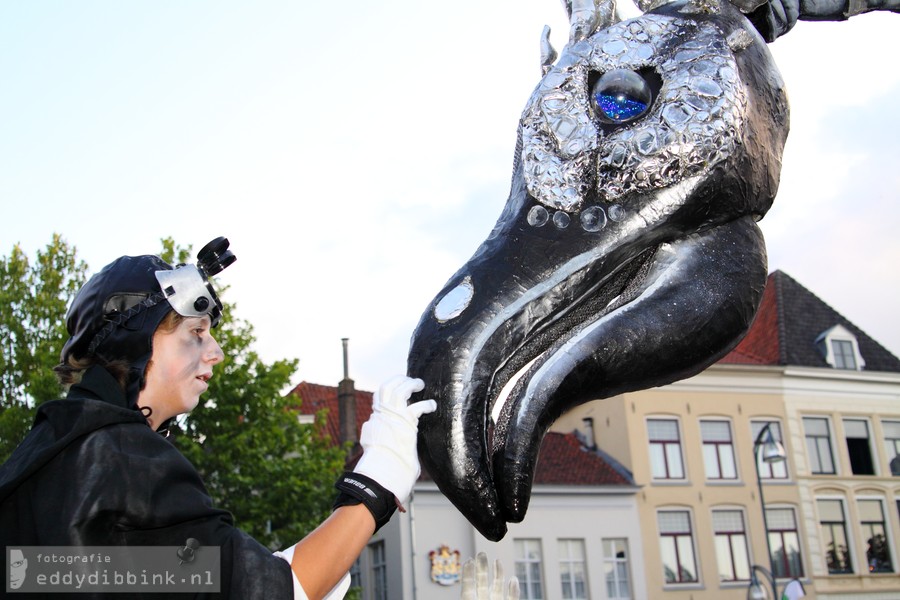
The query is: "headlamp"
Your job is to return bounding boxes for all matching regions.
[155,237,236,327]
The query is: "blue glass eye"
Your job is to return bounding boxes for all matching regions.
[592,69,652,124]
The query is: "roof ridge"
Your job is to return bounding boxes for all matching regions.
[773,270,788,366]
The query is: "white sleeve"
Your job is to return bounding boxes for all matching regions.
[274,544,352,600]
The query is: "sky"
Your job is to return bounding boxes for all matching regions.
[1,1,898,393]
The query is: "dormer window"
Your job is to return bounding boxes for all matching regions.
[816,325,865,371]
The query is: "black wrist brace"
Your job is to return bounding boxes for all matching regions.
[333,471,398,533]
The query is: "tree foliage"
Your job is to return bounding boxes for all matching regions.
[0,234,87,460]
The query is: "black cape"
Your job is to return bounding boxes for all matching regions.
[0,367,293,599]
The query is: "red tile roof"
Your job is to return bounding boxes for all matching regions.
[289,381,632,487]
[289,381,373,445]
[533,432,632,486]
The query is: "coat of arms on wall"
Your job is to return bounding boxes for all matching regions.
[429,544,461,586]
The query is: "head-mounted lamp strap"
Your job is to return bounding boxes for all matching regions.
[86,292,167,356]
[155,265,224,326]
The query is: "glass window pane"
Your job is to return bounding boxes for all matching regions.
[720,445,737,479]
[650,444,667,478]
[804,417,828,436]
[818,499,844,522]
[703,445,720,478]
[659,537,679,584]
[883,421,900,438]
[714,536,732,581]
[665,445,684,478]
[816,438,835,473]
[784,533,804,578]
[648,419,678,440]
[858,499,882,522]
[675,536,697,582]
[844,419,869,438]
[659,511,690,534]
[770,458,788,478]
[806,437,822,473]
[766,508,796,529]
[701,421,731,441]
[731,535,750,580]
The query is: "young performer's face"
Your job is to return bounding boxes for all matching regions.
[140,315,224,427]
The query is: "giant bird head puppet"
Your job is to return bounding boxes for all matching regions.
[407,0,791,541]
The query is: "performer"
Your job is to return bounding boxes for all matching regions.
[0,238,435,599]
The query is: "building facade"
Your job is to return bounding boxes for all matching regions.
[292,271,900,599]
[552,271,900,599]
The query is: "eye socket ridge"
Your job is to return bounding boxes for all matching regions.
[589,67,662,127]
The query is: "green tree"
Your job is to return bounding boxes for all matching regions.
[161,239,347,550]
[0,235,88,461]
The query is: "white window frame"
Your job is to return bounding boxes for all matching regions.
[804,416,837,475]
[602,538,632,600]
[558,539,589,600]
[647,417,686,481]
[816,324,865,370]
[514,538,546,600]
[700,418,738,481]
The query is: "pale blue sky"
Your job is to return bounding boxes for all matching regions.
[2,1,898,390]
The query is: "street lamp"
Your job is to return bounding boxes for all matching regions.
[749,423,788,598]
[747,565,806,600]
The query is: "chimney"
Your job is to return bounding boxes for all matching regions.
[582,417,596,450]
[338,338,358,455]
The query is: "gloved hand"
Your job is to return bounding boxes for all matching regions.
[353,375,436,505]
[461,553,520,600]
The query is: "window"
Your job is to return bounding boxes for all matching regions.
[701,420,737,480]
[765,507,804,578]
[712,509,750,582]
[882,421,900,476]
[558,539,588,600]
[858,499,893,573]
[658,510,698,584]
[832,340,857,369]
[817,499,853,574]
[602,538,631,600]
[804,417,836,475]
[816,325,865,370]
[751,420,788,479]
[648,419,685,480]
[515,539,545,600]
[844,419,876,475]
[369,541,387,600]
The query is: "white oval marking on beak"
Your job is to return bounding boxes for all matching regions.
[434,276,475,322]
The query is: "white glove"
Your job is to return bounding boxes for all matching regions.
[461,553,520,600]
[353,375,437,506]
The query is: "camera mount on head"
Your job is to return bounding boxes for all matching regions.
[155,237,236,327]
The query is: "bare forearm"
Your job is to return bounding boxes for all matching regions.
[290,504,375,600]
